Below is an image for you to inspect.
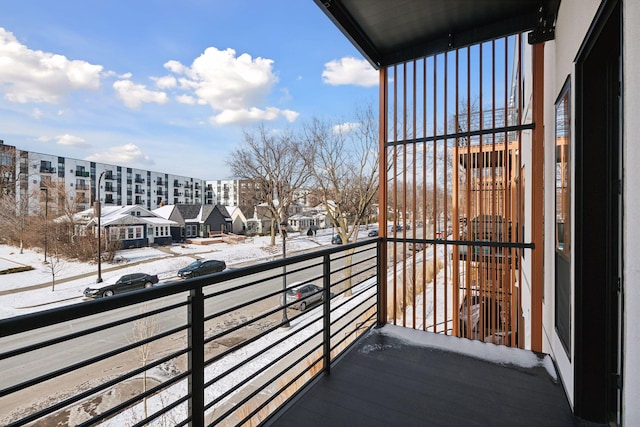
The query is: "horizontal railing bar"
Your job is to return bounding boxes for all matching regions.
[388,237,534,249]
[0,301,187,360]
[384,122,535,147]
[0,324,189,399]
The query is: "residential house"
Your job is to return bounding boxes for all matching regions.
[77,205,175,249]
[155,204,233,241]
[224,206,248,235]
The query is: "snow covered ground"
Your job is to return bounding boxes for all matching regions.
[0,228,346,319]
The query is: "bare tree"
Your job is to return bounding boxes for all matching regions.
[45,234,66,291]
[302,105,379,246]
[128,304,160,420]
[302,105,379,296]
[0,188,39,253]
[227,124,313,245]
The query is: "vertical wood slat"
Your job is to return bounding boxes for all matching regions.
[381,35,531,348]
[378,67,388,326]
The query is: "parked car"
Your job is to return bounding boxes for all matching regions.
[368,229,379,237]
[83,273,159,298]
[280,281,334,311]
[177,259,226,278]
[332,235,344,244]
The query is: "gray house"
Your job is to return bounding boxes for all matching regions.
[154,204,232,241]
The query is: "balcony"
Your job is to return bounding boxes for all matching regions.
[0,240,577,426]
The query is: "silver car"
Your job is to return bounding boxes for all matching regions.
[280,281,332,311]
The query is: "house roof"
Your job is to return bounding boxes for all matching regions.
[81,205,177,227]
[175,204,202,222]
[152,205,175,220]
[314,0,560,69]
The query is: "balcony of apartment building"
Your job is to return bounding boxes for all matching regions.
[134,176,145,184]
[104,194,114,204]
[74,181,89,191]
[75,169,89,178]
[135,196,144,205]
[104,171,114,180]
[0,238,578,426]
[157,188,164,196]
[104,182,115,193]
[39,165,55,174]
[134,186,145,195]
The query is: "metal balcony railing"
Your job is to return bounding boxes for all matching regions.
[0,240,379,426]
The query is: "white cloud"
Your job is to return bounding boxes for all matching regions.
[333,121,360,134]
[0,27,103,104]
[164,47,296,125]
[85,143,154,165]
[175,94,197,105]
[31,108,43,119]
[281,109,299,122]
[210,107,298,126]
[152,75,176,89]
[113,79,169,109]
[322,57,378,87]
[56,133,89,148]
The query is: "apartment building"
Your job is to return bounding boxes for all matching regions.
[0,142,209,213]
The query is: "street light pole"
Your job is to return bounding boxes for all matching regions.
[40,187,48,264]
[280,220,290,328]
[96,170,107,283]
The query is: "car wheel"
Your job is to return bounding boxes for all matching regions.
[144,282,153,288]
[102,289,114,297]
[299,301,307,311]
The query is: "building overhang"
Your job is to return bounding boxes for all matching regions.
[314,0,559,69]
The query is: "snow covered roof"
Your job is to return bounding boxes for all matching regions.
[152,205,174,220]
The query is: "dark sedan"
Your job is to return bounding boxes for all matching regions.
[83,273,159,298]
[177,259,226,278]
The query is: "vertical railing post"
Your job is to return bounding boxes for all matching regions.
[188,287,205,427]
[377,238,386,327]
[323,253,331,375]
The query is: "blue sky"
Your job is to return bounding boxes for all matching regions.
[0,1,378,179]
